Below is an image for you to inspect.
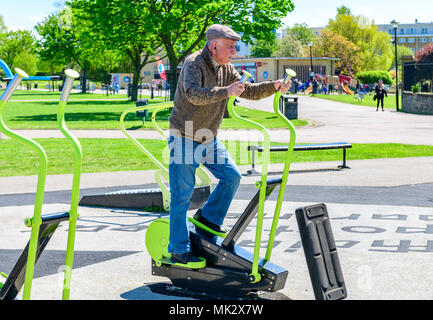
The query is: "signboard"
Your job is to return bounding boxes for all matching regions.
[155,56,167,80]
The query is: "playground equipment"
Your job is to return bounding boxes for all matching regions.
[342,83,354,95]
[79,102,211,212]
[0,58,60,83]
[0,68,82,300]
[144,69,347,299]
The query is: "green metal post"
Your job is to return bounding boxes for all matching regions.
[58,69,82,300]
[0,69,47,300]
[226,70,269,283]
[264,69,297,262]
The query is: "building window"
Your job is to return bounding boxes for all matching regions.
[408,38,415,43]
[420,38,427,43]
[421,28,428,34]
[399,38,406,43]
[430,38,433,43]
[400,28,404,34]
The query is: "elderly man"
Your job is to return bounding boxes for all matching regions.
[168,24,291,265]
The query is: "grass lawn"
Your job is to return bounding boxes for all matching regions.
[0,90,307,130]
[312,92,402,110]
[0,138,432,177]
[5,89,131,101]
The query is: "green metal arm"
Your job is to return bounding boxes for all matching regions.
[150,104,211,188]
[227,69,297,283]
[120,102,211,211]
[58,69,82,300]
[0,69,47,300]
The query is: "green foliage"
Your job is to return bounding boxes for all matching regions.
[394,45,414,67]
[250,37,277,58]
[327,6,394,71]
[272,34,302,57]
[355,70,392,85]
[68,0,295,100]
[411,83,421,93]
[0,29,37,70]
[12,51,37,75]
[312,29,362,76]
[285,22,317,45]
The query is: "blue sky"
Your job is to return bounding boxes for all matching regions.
[1,0,433,32]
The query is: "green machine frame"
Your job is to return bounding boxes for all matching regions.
[119,103,211,211]
[225,69,296,282]
[0,68,82,300]
[78,101,212,212]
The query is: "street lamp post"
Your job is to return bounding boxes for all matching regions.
[308,42,313,81]
[391,19,399,111]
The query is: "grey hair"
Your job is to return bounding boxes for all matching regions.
[206,38,222,48]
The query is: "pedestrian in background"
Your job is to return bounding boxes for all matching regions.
[374,79,388,111]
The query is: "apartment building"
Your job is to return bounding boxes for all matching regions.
[312,20,433,54]
[377,20,433,54]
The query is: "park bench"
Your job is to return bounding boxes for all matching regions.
[246,142,352,175]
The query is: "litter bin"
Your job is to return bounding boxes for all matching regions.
[136,99,149,123]
[279,95,298,119]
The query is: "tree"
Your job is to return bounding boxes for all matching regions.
[36,9,91,92]
[394,45,414,67]
[144,0,295,100]
[13,51,38,76]
[0,14,7,33]
[250,37,277,58]
[285,22,317,45]
[327,6,394,71]
[68,0,163,100]
[414,42,433,84]
[415,42,433,63]
[36,7,122,94]
[0,30,36,69]
[272,34,302,57]
[312,29,362,76]
[68,0,294,101]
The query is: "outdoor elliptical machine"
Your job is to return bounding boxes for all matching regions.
[145,69,347,299]
[144,70,288,295]
[0,68,82,300]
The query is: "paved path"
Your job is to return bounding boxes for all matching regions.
[1,95,433,301]
[3,95,433,145]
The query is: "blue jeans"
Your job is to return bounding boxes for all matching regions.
[168,135,241,254]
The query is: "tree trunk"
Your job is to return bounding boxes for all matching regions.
[130,64,141,102]
[81,66,87,94]
[168,58,179,101]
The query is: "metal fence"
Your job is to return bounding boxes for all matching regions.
[403,61,433,92]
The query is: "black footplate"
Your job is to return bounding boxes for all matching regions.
[295,203,347,300]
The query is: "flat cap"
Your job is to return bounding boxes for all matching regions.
[206,24,241,41]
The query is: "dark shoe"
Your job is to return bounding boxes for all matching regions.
[193,209,227,234]
[171,252,202,264]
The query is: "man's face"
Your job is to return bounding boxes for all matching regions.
[209,38,237,65]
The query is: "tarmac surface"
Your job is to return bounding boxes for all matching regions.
[1,95,433,301]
